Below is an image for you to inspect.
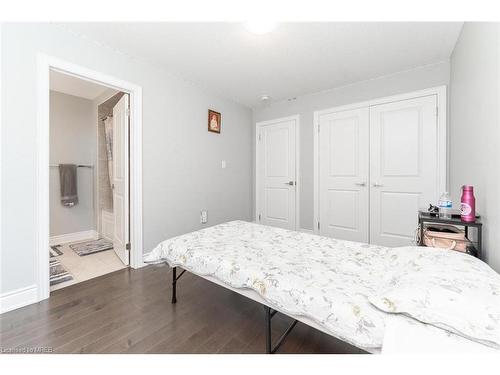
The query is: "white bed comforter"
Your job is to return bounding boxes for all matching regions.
[145,221,396,350]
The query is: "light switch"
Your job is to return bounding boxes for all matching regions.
[221,160,226,169]
[200,210,208,224]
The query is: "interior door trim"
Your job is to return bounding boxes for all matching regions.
[34,53,143,306]
[313,85,447,236]
[255,115,300,230]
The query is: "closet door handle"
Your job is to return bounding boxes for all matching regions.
[373,183,384,187]
[284,181,295,186]
[354,182,366,186]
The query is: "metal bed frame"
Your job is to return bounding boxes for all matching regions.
[171,266,299,354]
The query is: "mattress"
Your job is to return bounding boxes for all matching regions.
[145,220,396,350]
[382,314,499,354]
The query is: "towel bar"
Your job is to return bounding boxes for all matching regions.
[49,164,93,168]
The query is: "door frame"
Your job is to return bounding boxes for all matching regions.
[313,85,447,235]
[255,115,300,230]
[35,53,143,302]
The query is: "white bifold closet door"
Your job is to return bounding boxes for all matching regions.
[369,95,438,247]
[318,94,439,247]
[318,108,369,242]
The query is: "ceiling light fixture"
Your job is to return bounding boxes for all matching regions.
[244,20,277,35]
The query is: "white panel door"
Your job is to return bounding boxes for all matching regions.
[112,94,130,266]
[257,117,297,230]
[370,95,438,247]
[318,108,369,242]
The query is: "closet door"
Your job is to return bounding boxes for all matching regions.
[369,95,438,247]
[318,108,369,242]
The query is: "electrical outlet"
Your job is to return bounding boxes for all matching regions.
[200,210,208,224]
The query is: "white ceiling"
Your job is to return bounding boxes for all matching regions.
[59,22,463,107]
[50,70,112,100]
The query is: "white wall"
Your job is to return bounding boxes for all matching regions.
[253,61,451,230]
[1,24,253,296]
[449,23,500,272]
[50,91,96,236]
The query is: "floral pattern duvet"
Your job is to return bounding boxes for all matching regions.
[145,221,397,350]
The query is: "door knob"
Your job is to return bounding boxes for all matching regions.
[284,181,295,186]
[355,182,366,186]
[373,183,384,187]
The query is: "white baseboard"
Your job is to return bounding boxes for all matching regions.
[0,285,38,314]
[132,258,147,269]
[101,234,113,242]
[300,228,314,234]
[49,230,98,246]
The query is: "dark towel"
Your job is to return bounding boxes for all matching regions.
[59,164,79,207]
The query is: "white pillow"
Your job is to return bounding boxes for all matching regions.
[369,246,500,349]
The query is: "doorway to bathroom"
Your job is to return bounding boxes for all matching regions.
[48,71,129,291]
[34,55,143,300]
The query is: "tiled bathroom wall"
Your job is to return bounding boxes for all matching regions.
[97,92,125,213]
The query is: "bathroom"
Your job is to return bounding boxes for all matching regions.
[49,70,129,291]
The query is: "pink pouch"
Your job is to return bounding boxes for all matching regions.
[423,224,469,252]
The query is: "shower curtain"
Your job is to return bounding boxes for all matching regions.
[103,116,113,188]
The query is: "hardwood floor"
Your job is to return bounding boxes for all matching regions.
[0,265,366,354]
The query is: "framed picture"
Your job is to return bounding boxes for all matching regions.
[208,109,221,133]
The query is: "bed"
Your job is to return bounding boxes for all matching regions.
[144,220,500,354]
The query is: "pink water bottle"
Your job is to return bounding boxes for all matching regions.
[460,185,476,222]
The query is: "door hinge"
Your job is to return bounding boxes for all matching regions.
[126,243,131,251]
[126,108,130,117]
[317,221,320,230]
[258,133,262,141]
[317,123,320,132]
[258,213,261,222]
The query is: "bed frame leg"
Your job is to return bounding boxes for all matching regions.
[263,305,298,354]
[171,267,177,304]
[265,306,272,354]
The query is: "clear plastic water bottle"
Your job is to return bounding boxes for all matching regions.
[438,192,452,219]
